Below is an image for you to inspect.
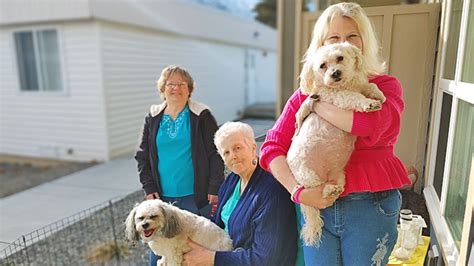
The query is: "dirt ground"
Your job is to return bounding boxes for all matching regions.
[0,155,96,198]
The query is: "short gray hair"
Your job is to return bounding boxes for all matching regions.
[214,122,256,156]
[156,65,195,100]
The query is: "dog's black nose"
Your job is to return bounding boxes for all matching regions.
[142,222,149,229]
[331,70,342,80]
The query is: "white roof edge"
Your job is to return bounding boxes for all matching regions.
[0,0,276,50]
[0,0,92,26]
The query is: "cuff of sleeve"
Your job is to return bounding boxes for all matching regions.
[143,183,158,195]
[259,151,283,172]
[214,251,225,266]
[208,185,220,195]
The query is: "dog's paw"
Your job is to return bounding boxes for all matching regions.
[368,93,386,103]
[366,84,386,103]
[378,94,387,103]
[323,184,344,198]
[363,100,382,112]
[157,257,166,266]
[368,101,382,111]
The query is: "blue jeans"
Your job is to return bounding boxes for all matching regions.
[295,204,306,266]
[301,189,401,266]
[148,195,212,266]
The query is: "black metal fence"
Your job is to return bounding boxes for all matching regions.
[0,133,269,266]
[0,190,149,265]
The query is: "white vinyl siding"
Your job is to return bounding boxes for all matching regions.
[245,49,277,106]
[0,22,108,161]
[99,23,247,158]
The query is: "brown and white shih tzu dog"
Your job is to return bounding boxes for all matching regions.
[125,199,233,265]
[288,42,386,246]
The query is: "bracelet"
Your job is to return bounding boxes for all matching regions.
[309,94,320,113]
[290,184,305,204]
[310,94,320,101]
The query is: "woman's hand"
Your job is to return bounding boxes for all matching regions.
[208,195,218,217]
[145,192,160,200]
[207,194,218,204]
[183,239,215,266]
[313,101,353,132]
[298,184,338,209]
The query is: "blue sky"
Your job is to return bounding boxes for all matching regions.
[188,0,261,20]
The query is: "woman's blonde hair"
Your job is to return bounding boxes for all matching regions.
[156,65,195,100]
[304,2,385,76]
[214,122,256,157]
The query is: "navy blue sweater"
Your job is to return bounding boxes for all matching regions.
[213,165,298,266]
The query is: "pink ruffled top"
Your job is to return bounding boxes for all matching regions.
[260,75,411,197]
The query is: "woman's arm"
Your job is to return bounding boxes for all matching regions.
[260,90,302,183]
[213,190,298,265]
[269,156,337,209]
[313,76,405,141]
[260,88,353,171]
[313,101,353,132]
[201,110,225,197]
[134,114,159,196]
[261,90,337,209]
[183,240,216,265]
[268,156,298,192]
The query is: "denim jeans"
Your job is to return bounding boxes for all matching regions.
[148,194,212,266]
[301,189,401,266]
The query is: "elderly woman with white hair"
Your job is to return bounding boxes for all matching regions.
[260,2,411,265]
[183,122,298,266]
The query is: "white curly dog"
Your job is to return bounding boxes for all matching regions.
[288,42,386,246]
[125,199,233,265]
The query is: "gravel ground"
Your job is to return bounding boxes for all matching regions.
[1,190,148,265]
[0,159,96,198]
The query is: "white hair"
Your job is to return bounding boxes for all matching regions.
[303,2,385,78]
[214,122,256,156]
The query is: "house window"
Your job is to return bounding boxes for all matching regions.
[426,0,474,263]
[461,1,474,83]
[433,93,452,199]
[14,29,63,91]
[442,0,463,80]
[444,100,473,248]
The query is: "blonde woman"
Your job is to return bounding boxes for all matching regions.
[260,3,411,265]
[135,65,224,266]
[183,122,298,266]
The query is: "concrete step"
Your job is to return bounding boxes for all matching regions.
[243,102,275,119]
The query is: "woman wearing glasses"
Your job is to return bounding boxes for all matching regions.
[135,65,225,266]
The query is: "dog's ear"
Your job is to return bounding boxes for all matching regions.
[350,45,366,73]
[299,58,316,95]
[124,204,140,243]
[160,205,182,238]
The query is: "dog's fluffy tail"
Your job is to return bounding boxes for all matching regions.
[300,204,324,246]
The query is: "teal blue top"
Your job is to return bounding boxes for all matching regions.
[221,179,241,232]
[156,105,194,197]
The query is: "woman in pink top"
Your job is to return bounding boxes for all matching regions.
[260,3,411,265]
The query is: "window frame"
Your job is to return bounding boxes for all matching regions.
[12,26,67,95]
[424,0,474,264]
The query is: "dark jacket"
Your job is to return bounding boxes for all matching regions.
[135,99,224,209]
[213,164,298,266]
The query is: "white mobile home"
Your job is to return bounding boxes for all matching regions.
[0,0,277,162]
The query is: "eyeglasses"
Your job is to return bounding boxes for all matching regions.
[165,82,187,89]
